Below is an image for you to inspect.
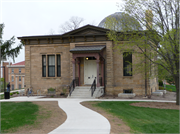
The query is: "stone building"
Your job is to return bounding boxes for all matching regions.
[17,12,158,97]
[1,62,12,83]
[7,61,25,90]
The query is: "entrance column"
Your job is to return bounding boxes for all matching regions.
[72,59,76,80]
[96,57,100,87]
[77,58,80,86]
[101,61,104,86]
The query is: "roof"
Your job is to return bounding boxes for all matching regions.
[98,12,143,31]
[17,24,109,39]
[12,61,25,66]
[70,46,106,53]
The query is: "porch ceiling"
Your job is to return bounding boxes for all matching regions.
[69,45,106,53]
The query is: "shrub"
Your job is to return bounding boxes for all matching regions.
[159,80,163,86]
[10,93,13,96]
[48,87,55,91]
[159,87,164,90]
[16,92,19,94]
[169,89,172,92]
[62,88,67,94]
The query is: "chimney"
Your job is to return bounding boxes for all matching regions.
[145,10,153,30]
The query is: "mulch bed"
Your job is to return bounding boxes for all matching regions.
[40,94,68,98]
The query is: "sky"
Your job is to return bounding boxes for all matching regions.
[0,0,123,64]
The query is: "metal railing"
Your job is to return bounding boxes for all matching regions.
[69,79,76,96]
[90,77,96,97]
[99,77,102,86]
[75,77,79,86]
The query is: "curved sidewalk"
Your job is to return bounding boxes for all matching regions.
[0,97,110,134]
[0,97,176,134]
[49,99,110,134]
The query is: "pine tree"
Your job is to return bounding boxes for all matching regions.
[0,23,23,61]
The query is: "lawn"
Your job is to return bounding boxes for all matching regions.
[165,85,176,92]
[0,94,4,99]
[94,101,179,133]
[1,102,39,133]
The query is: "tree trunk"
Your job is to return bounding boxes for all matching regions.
[175,75,179,105]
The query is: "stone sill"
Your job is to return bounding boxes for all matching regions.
[123,76,133,79]
[42,77,61,79]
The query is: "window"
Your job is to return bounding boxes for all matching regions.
[12,76,14,82]
[123,52,132,76]
[12,84,14,90]
[42,54,61,77]
[19,69,21,73]
[19,84,21,89]
[42,55,46,77]
[57,54,61,77]
[123,89,133,93]
[19,76,21,81]
[12,69,14,73]
[48,55,55,77]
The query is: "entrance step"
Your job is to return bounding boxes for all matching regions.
[68,86,104,99]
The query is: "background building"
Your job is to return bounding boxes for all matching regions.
[7,61,25,90]
[1,62,12,83]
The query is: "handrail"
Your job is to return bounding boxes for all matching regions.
[90,77,96,97]
[69,79,76,96]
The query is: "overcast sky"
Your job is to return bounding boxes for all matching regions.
[0,0,123,64]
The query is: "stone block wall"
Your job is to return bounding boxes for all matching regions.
[112,42,147,96]
[25,44,70,95]
[25,40,158,96]
[105,41,114,94]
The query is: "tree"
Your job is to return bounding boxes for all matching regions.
[0,23,23,61]
[106,0,179,105]
[59,16,84,33]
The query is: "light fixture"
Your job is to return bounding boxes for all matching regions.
[86,57,88,60]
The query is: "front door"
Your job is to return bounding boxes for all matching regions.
[84,58,97,85]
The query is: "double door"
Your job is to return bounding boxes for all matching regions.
[84,59,97,85]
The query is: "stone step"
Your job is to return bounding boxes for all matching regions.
[74,89,91,91]
[152,92,163,96]
[155,90,166,94]
[75,86,91,89]
[70,92,89,94]
[68,86,104,98]
[70,95,92,98]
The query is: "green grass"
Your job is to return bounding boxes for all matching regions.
[94,101,179,133]
[0,94,4,99]
[1,102,39,133]
[165,85,176,92]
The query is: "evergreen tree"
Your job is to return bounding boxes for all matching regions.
[0,23,23,61]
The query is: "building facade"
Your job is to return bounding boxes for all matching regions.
[1,62,12,83]
[7,61,25,90]
[18,24,158,96]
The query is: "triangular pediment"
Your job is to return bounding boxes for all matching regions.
[73,29,106,35]
[62,24,109,36]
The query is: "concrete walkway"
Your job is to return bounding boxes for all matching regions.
[0,97,110,134]
[49,99,110,134]
[0,96,176,134]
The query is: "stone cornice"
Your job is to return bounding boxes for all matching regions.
[7,65,25,68]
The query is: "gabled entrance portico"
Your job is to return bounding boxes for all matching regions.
[70,46,105,87]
